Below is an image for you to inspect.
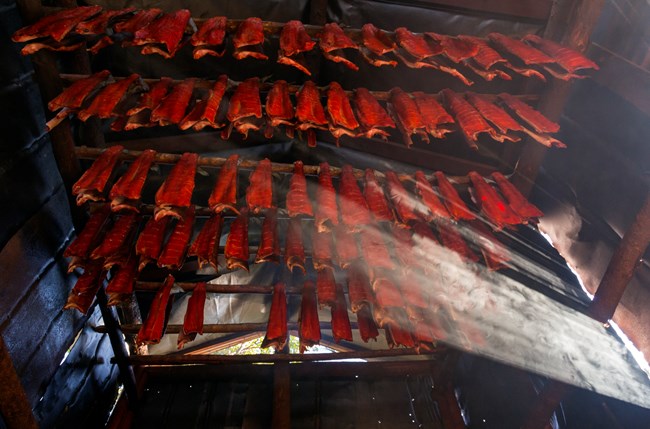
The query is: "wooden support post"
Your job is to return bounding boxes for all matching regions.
[272,361,291,429]
[95,289,139,408]
[511,0,605,196]
[589,191,650,322]
[520,381,571,429]
[432,350,466,429]
[0,335,39,429]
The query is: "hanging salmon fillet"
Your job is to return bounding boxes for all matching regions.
[190,16,227,59]
[498,93,561,135]
[412,92,455,139]
[468,171,523,229]
[106,252,138,305]
[436,219,479,264]
[90,213,139,261]
[357,306,379,342]
[311,228,333,271]
[331,283,353,343]
[77,74,142,121]
[136,215,172,271]
[388,87,428,146]
[178,282,207,349]
[246,159,274,214]
[48,70,111,112]
[339,165,371,230]
[225,209,249,271]
[150,78,196,126]
[225,77,263,139]
[278,20,316,75]
[64,206,111,272]
[64,260,105,314]
[363,169,393,223]
[154,152,198,221]
[413,171,450,221]
[264,80,295,138]
[295,80,328,147]
[385,171,419,227]
[286,161,313,217]
[12,5,102,42]
[491,172,543,220]
[114,9,162,36]
[285,217,306,273]
[75,8,136,36]
[208,154,239,214]
[125,77,173,130]
[347,262,373,312]
[316,267,337,308]
[326,81,360,141]
[137,275,175,345]
[441,89,501,147]
[391,226,418,274]
[411,222,441,275]
[180,75,229,131]
[433,171,476,221]
[333,226,359,269]
[314,162,339,232]
[109,149,156,212]
[233,17,267,60]
[299,281,321,353]
[157,205,195,270]
[318,22,359,71]
[255,208,281,264]
[468,220,510,271]
[72,145,124,205]
[360,23,398,67]
[188,214,223,270]
[352,87,396,139]
[133,10,191,58]
[425,32,479,63]
[262,282,288,350]
[522,34,599,74]
[359,226,395,271]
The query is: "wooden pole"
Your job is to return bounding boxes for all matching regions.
[520,381,571,429]
[589,191,650,322]
[122,348,435,365]
[272,362,291,429]
[0,335,39,429]
[95,289,139,408]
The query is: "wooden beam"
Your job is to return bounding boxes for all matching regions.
[511,0,605,196]
[589,191,650,322]
[142,359,442,381]
[122,348,435,365]
[272,362,291,429]
[0,335,39,429]
[520,381,572,429]
[74,145,478,182]
[94,322,358,335]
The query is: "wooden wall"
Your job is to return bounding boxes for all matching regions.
[0,0,118,425]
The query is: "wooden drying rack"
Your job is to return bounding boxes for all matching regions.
[75,145,476,183]
[5,1,614,429]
